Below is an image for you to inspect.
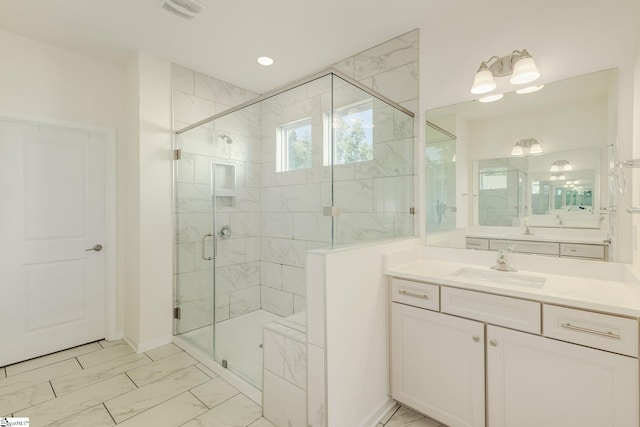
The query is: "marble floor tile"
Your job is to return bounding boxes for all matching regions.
[189,376,240,409]
[46,404,115,427]
[144,343,184,361]
[14,374,136,427]
[51,353,152,396]
[384,406,444,427]
[181,393,262,427]
[5,342,102,376]
[0,381,55,416]
[76,343,135,369]
[99,339,125,349]
[249,417,277,427]
[104,366,209,423]
[126,351,197,387]
[0,358,81,397]
[195,363,218,379]
[116,392,208,427]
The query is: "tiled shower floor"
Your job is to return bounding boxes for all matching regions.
[0,339,445,427]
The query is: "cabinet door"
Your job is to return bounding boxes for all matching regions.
[391,303,485,427]
[487,325,638,427]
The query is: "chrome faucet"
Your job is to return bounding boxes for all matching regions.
[523,225,532,235]
[491,249,517,272]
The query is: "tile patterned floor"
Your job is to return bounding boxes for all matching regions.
[379,404,449,427]
[0,340,444,427]
[0,340,273,427]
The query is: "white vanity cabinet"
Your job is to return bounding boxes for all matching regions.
[486,324,638,427]
[391,303,485,427]
[389,278,639,427]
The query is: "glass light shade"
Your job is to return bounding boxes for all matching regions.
[529,142,543,155]
[471,69,496,94]
[550,175,557,181]
[511,144,524,156]
[558,173,566,180]
[550,164,560,172]
[516,84,544,94]
[478,93,503,103]
[510,57,540,85]
[563,163,573,171]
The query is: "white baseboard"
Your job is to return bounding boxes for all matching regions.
[359,397,397,427]
[123,334,173,353]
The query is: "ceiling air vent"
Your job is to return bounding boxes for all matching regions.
[160,0,204,19]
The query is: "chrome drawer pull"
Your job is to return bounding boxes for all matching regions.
[399,289,430,300]
[560,322,620,339]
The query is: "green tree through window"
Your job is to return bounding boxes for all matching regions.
[286,126,312,170]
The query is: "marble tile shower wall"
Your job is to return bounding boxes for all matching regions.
[173,64,261,334]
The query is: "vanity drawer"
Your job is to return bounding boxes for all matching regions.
[466,237,489,250]
[543,305,638,357]
[441,287,540,333]
[490,239,559,255]
[391,278,440,311]
[560,243,605,259]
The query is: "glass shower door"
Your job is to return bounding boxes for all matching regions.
[173,124,216,356]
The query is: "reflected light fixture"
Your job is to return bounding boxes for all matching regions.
[511,138,543,156]
[550,160,573,172]
[478,93,504,103]
[550,172,567,181]
[257,56,274,66]
[516,84,544,94]
[470,49,540,95]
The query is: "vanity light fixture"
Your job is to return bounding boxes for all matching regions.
[478,93,504,103]
[516,84,545,94]
[470,49,540,95]
[550,160,573,172]
[511,138,543,156]
[550,172,566,181]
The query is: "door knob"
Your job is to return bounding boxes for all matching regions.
[85,244,103,252]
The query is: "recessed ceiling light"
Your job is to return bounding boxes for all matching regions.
[516,84,545,94]
[478,93,504,103]
[257,56,274,66]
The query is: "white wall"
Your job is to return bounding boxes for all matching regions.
[307,238,421,427]
[0,29,128,337]
[123,52,174,351]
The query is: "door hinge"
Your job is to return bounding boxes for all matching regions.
[173,307,181,319]
[173,149,182,160]
[409,207,416,215]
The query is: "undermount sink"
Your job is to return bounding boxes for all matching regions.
[450,267,546,288]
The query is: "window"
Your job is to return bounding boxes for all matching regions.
[277,118,312,172]
[480,170,508,190]
[324,101,374,165]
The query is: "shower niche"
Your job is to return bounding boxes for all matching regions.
[213,162,236,207]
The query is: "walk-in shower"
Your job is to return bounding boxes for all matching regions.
[172,69,415,391]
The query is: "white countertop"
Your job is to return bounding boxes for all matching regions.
[385,258,640,318]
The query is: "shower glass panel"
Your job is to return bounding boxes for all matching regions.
[332,75,414,244]
[425,125,457,234]
[173,71,414,391]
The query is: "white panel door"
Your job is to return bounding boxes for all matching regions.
[0,119,106,367]
[391,303,485,427]
[487,325,638,427]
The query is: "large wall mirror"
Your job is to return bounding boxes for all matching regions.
[425,69,628,262]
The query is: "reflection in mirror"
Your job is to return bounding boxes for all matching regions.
[425,69,622,261]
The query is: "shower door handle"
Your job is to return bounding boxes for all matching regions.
[201,233,214,261]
